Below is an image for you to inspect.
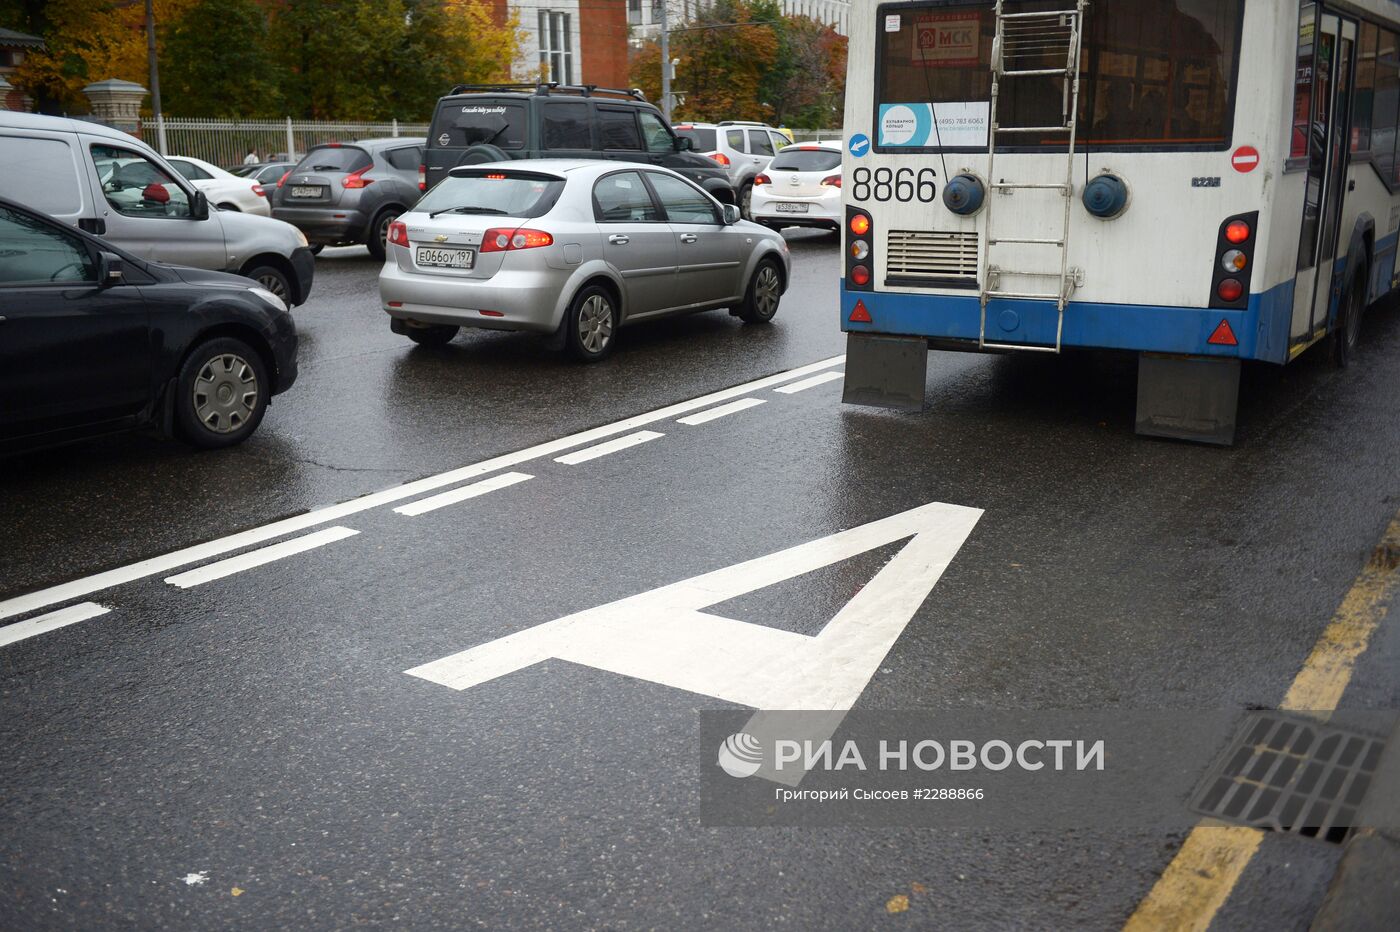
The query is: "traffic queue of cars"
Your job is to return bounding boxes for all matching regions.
[1,84,826,455]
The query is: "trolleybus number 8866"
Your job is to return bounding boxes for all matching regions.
[850,167,939,203]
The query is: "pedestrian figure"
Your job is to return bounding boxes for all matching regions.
[242,148,259,165]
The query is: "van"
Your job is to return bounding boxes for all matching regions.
[0,112,315,305]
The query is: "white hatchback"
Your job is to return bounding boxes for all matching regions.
[750,142,842,233]
[166,155,272,216]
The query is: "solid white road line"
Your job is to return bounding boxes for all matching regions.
[0,602,110,649]
[554,431,664,465]
[676,397,767,426]
[0,355,844,622]
[394,472,534,517]
[774,371,845,394]
[164,527,360,589]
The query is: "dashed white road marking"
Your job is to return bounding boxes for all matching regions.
[394,472,534,517]
[164,527,360,589]
[0,355,844,624]
[676,397,767,425]
[554,430,664,465]
[0,602,110,648]
[774,371,845,394]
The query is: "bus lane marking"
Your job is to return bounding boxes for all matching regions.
[164,527,360,589]
[394,473,534,517]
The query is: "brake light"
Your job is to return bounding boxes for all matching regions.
[755,173,771,187]
[849,214,870,235]
[342,166,373,189]
[387,220,409,248]
[821,174,841,188]
[1216,278,1243,302]
[711,152,730,166]
[1225,220,1251,244]
[850,265,871,286]
[252,184,266,197]
[418,163,426,192]
[846,208,874,292]
[1211,212,1257,309]
[277,170,291,188]
[479,227,554,252]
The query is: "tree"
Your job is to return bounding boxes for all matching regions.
[162,0,281,117]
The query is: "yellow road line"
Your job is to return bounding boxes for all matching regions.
[1123,511,1400,931]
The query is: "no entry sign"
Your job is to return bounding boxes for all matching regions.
[1232,146,1260,173]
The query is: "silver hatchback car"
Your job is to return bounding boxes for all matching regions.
[379,159,790,360]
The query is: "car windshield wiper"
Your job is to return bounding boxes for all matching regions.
[428,206,508,218]
[309,164,341,171]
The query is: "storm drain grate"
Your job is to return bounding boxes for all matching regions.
[1189,713,1387,844]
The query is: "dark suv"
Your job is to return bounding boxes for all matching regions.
[423,83,735,206]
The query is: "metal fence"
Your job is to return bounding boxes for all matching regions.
[146,117,842,170]
[151,118,430,168]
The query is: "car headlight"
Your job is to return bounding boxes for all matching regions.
[249,286,287,312]
[293,228,309,248]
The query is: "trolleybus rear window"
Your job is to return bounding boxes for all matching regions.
[875,0,1244,150]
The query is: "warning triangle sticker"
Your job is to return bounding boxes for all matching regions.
[849,300,873,323]
[1208,319,1238,346]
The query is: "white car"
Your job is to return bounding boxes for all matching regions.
[166,155,272,216]
[750,142,842,233]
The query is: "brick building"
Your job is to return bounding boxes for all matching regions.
[0,27,44,111]
[495,0,629,88]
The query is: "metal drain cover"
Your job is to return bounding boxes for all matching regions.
[1190,712,1388,844]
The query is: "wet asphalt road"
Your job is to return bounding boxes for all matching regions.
[2,231,1399,930]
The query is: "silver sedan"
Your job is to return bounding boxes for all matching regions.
[378,159,791,360]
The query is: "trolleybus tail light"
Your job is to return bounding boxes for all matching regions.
[1210,211,1258,310]
[1216,279,1244,303]
[845,206,875,292]
[1225,220,1251,244]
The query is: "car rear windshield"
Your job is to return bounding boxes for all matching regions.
[675,127,717,151]
[294,146,371,173]
[433,101,527,150]
[770,148,842,172]
[414,171,564,219]
[876,0,1244,150]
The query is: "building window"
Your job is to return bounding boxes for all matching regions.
[539,11,573,85]
[628,0,641,25]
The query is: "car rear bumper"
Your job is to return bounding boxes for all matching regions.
[751,190,841,228]
[379,262,568,333]
[272,205,370,244]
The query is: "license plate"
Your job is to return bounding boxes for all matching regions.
[774,202,809,213]
[290,185,323,198]
[415,246,475,269]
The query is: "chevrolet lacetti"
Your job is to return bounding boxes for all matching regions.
[378,160,790,360]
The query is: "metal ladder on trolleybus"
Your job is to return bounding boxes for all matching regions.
[979,0,1087,353]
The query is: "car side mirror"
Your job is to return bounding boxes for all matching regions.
[192,189,210,220]
[675,136,693,152]
[721,203,741,225]
[98,251,125,288]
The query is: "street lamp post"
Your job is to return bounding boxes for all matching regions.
[659,1,672,121]
[144,0,162,117]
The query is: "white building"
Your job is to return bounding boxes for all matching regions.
[628,0,850,46]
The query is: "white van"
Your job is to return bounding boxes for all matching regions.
[0,112,315,305]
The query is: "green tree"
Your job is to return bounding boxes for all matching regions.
[162,0,281,116]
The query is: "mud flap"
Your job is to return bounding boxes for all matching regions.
[1135,353,1240,446]
[842,333,927,412]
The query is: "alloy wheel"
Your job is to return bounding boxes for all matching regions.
[755,265,781,318]
[192,353,259,434]
[578,294,614,354]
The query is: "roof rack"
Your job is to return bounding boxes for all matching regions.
[446,82,648,102]
[717,120,768,127]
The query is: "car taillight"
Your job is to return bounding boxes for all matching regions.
[252,184,266,197]
[1210,212,1257,310]
[479,227,554,252]
[387,220,409,248]
[754,173,771,187]
[418,164,426,192]
[277,170,292,188]
[711,152,730,166]
[846,207,874,291]
[821,174,841,188]
[343,166,373,189]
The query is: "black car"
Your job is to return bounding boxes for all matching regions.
[423,83,735,205]
[0,198,298,454]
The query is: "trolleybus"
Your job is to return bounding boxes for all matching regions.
[839,0,1400,443]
